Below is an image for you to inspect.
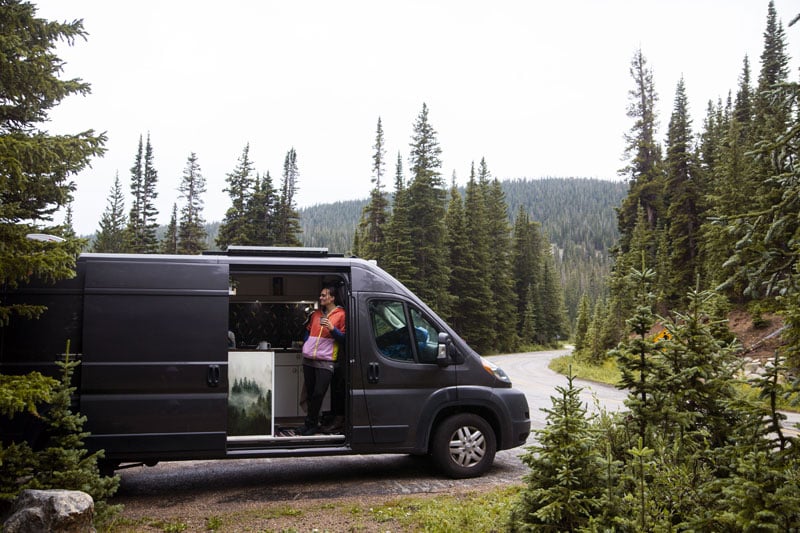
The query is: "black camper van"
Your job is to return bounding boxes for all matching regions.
[0,247,530,478]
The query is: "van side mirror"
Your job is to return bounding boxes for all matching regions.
[437,332,453,367]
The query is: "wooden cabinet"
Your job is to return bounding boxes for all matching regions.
[274,352,329,417]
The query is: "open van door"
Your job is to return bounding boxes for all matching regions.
[79,257,230,462]
[356,294,457,448]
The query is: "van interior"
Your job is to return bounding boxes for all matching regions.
[226,271,347,445]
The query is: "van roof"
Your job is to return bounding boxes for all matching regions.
[202,246,344,258]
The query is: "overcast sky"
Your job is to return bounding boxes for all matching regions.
[32,1,798,235]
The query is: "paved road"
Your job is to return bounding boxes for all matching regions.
[111,348,797,510]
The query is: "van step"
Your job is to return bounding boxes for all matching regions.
[226,434,345,448]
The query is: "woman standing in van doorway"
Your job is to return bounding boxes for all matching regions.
[299,284,345,435]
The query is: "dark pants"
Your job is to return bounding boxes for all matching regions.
[302,364,333,425]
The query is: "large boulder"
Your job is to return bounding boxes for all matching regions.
[3,489,95,533]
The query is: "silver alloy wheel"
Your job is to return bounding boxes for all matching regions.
[448,424,486,468]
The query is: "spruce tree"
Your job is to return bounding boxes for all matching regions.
[353,118,390,261]
[126,134,159,253]
[177,152,207,254]
[244,171,278,246]
[444,179,475,337]
[405,103,449,314]
[217,144,255,249]
[512,208,544,338]
[663,78,703,303]
[275,147,302,246]
[482,172,519,352]
[160,203,178,254]
[381,152,417,284]
[573,293,591,353]
[92,173,127,253]
[508,371,603,531]
[616,48,664,255]
[29,345,119,516]
[458,165,495,351]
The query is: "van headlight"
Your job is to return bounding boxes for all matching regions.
[481,357,511,384]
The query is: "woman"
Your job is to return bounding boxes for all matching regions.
[299,283,345,435]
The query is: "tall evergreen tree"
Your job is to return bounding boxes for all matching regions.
[573,293,592,352]
[275,147,302,246]
[217,144,255,249]
[0,0,105,323]
[353,117,390,261]
[722,2,793,300]
[381,152,417,284]
[616,48,664,255]
[92,173,127,253]
[244,171,278,246]
[481,167,519,352]
[405,103,449,314]
[177,152,207,254]
[512,208,544,336]
[444,178,475,337]
[126,134,159,253]
[663,78,703,302]
[456,164,495,351]
[160,203,178,254]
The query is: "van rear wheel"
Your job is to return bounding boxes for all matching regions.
[431,413,496,478]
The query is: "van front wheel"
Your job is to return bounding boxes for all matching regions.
[431,413,496,478]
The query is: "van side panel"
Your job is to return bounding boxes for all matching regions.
[80,258,229,461]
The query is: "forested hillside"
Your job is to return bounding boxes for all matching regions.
[297,177,626,324]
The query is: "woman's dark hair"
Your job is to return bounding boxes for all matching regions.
[323,282,342,307]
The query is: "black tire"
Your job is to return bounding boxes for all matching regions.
[431,413,496,479]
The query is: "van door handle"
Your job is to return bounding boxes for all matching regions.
[207,364,220,387]
[368,362,380,383]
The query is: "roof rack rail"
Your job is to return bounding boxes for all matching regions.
[203,246,342,258]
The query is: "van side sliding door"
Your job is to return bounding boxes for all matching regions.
[80,258,230,462]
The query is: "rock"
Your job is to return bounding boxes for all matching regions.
[3,489,95,533]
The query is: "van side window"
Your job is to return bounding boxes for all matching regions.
[369,300,441,364]
[410,307,439,363]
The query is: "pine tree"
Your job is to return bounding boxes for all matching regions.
[482,172,519,352]
[244,171,278,246]
[381,152,417,284]
[444,178,475,336]
[177,152,207,254]
[126,134,159,253]
[160,203,178,254]
[405,103,449,313]
[512,208,544,337]
[92,173,127,253]
[217,144,255,249]
[275,147,302,246]
[508,371,603,531]
[28,345,119,515]
[353,118,390,261]
[723,1,793,300]
[0,1,104,486]
[457,165,495,351]
[663,78,703,303]
[616,48,664,255]
[573,293,591,352]
[540,255,569,345]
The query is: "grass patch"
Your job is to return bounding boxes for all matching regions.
[549,354,621,385]
[368,486,522,531]
[550,354,800,413]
